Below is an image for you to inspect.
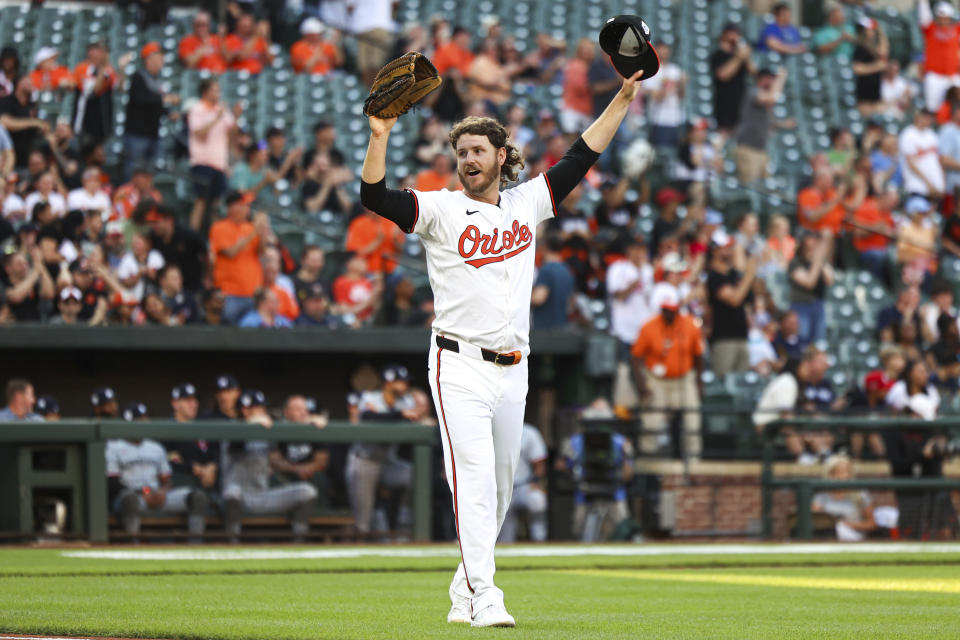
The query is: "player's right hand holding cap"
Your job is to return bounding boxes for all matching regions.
[599,15,660,80]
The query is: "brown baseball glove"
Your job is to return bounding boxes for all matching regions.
[362,52,442,118]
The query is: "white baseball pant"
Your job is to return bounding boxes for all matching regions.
[428,338,527,613]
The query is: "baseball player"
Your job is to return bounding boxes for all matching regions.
[360,60,645,626]
[221,390,318,542]
[106,404,210,538]
[498,423,548,543]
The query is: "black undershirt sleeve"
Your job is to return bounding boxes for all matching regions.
[543,136,601,207]
[360,178,418,233]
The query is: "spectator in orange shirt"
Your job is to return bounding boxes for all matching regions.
[209,191,270,325]
[797,168,847,234]
[113,167,161,221]
[29,47,74,92]
[631,288,704,457]
[561,39,595,134]
[851,188,897,280]
[73,41,130,146]
[345,208,403,275]
[224,12,274,75]
[179,11,227,73]
[414,153,458,192]
[291,18,343,75]
[919,0,960,111]
[261,246,299,323]
[332,253,383,324]
[433,26,474,76]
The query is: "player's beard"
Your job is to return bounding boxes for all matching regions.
[459,162,500,197]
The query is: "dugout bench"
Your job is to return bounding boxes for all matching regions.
[0,420,437,542]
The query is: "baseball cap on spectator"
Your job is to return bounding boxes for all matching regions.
[35,395,59,415]
[69,256,92,274]
[301,17,324,35]
[382,364,410,383]
[711,229,734,247]
[691,117,709,131]
[756,68,776,79]
[655,187,685,207]
[239,389,266,408]
[662,252,688,273]
[33,47,59,67]
[303,282,326,300]
[17,221,38,235]
[905,195,931,215]
[655,287,680,311]
[141,42,161,60]
[721,22,740,35]
[935,1,956,19]
[122,402,149,422]
[216,374,240,391]
[90,387,116,407]
[225,190,254,206]
[110,291,139,308]
[59,286,82,302]
[171,383,197,400]
[105,221,124,237]
[265,126,284,140]
[704,209,724,226]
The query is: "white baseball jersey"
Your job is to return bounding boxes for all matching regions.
[410,173,555,353]
[513,423,548,487]
[106,439,171,490]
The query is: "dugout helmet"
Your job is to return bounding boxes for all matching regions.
[599,15,660,80]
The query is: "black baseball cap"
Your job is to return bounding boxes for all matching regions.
[35,395,59,415]
[90,387,116,407]
[216,374,240,391]
[303,282,326,300]
[382,364,410,383]
[239,389,266,408]
[757,67,777,79]
[171,383,197,400]
[122,402,149,421]
[599,15,660,80]
[225,190,254,206]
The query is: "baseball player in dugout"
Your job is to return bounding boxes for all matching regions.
[360,14,659,629]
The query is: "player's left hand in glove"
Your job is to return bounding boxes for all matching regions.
[363,52,442,118]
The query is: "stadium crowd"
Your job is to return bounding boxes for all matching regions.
[0,0,959,540]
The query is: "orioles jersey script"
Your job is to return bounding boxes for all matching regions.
[408,173,555,353]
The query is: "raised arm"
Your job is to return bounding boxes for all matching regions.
[360,115,418,232]
[919,0,933,29]
[581,70,643,153]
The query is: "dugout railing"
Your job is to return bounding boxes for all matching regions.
[762,417,960,539]
[0,420,436,543]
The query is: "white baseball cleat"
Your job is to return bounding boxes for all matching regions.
[447,595,472,624]
[470,604,516,628]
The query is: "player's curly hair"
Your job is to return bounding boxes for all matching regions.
[448,116,525,188]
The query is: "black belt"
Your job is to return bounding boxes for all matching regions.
[435,335,521,366]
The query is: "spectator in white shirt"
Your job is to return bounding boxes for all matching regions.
[24,171,66,218]
[67,167,111,220]
[607,238,655,352]
[0,174,25,222]
[642,43,687,148]
[899,109,945,198]
[880,60,913,119]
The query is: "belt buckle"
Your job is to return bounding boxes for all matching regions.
[495,351,520,366]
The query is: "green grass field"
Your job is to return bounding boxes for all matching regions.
[2,544,960,639]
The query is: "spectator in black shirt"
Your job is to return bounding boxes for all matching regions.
[293,245,328,307]
[942,199,960,261]
[158,264,201,324]
[201,288,226,326]
[649,187,687,257]
[301,150,353,214]
[376,274,431,327]
[877,286,923,344]
[851,17,888,117]
[706,229,756,375]
[711,23,754,137]
[123,42,179,181]
[302,120,345,170]
[2,247,54,322]
[594,177,639,237]
[145,204,207,294]
[0,75,50,169]
[70,256,108,325]
[265,126,303,184]
[772,309,805,366]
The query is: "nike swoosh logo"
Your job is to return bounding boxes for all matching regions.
[466,210,479,215]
